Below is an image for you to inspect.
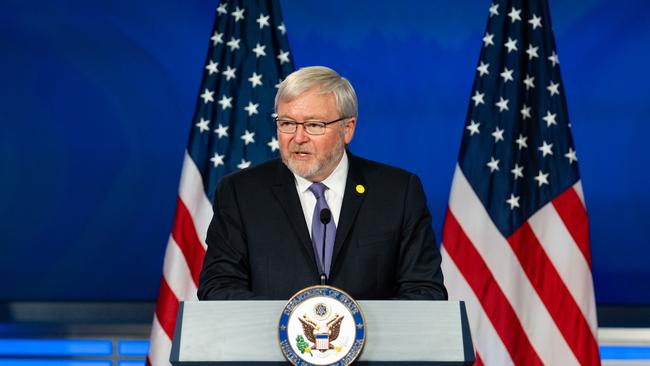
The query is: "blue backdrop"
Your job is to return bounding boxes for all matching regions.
[1,0,648,304]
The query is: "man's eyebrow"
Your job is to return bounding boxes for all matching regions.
[276,115,329,120]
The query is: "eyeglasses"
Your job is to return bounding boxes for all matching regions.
[275,117,349,135]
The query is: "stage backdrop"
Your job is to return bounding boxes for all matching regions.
[0,0,648,304]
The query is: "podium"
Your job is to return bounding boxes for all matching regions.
[170,300,474,365]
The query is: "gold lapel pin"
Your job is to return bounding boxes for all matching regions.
[355,184,365,194]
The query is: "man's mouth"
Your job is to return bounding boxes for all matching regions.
[292,151,312,159]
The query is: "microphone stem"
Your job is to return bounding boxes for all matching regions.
[321,221,327,285]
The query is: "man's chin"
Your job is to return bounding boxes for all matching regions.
[285,159,319,180]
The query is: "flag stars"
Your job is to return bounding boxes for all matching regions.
[277,50,290,64]
[543,110,557,126]
[500,67,514,83]
[222,65,236,80]
[538,141,554,157]
[492,127,505,142]
[256,13,270,29]
[523,74,535,90]
[534,170,550,187]
[211,31,224,45]
[237,159,251,170]
[241,130,255,145]
[248,72,263,88]
[466,120,481,136]
[216,3,227,15]
[511,164,524,180]
[277,22,286,35]
[526,44,539,60]
[520,104,531,120]
[529,14,543,29]
[267,137,279,152]
[218,95,232,110]
[210,152,225,168]
[508,7,522,23]
[515,134,528,150]
[252,43,266,58]
[205,60,218,75]
[214,123,229,138]
[548,51,560,67]
[565,148,578,163]
[495,96,509,112]
[244,101,259,116]
[489,3,499,17]
[200,89,214,104]
[226,37,241,51]
[231,6,245,21]
[547,81,560,96]
[487,157,500,172]
[472,91,485,106]
[515,134,529,150]
[505,37,518,53]
[506,194,521,209]
[196,118,210,132]
[483,32,495,47]
[477,61,490,76]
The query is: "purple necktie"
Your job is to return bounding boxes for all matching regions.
[309,182,336,278]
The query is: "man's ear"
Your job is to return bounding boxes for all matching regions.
[343,118,356,144]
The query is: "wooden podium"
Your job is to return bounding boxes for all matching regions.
[170,300,474,365]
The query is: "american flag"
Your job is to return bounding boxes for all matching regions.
[146,1,294,365]
[440,1,600,365]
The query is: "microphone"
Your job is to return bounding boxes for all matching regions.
[320,208,331,224]
[319,208,331,285]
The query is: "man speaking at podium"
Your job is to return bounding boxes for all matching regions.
[198,66,447,301]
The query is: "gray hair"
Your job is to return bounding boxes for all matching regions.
[275,66,358,118]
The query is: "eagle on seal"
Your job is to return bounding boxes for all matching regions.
[298,313,344,351]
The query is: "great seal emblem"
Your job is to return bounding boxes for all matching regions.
[278,285,366,365]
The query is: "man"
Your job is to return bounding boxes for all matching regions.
[198,66,447,300]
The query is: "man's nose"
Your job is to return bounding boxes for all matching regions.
[293,124,310,143]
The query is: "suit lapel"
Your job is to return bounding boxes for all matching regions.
[270,161,315,262]
[331,153,366,270]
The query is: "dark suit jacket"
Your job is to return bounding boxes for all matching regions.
[198,153,447,300]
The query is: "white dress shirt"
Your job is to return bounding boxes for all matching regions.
[293,151,349,238]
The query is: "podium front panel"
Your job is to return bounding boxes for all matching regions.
[171,300,473,364]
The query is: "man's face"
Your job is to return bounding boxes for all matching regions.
[277,88,356,182]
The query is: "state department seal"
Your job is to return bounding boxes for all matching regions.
[278,285,366,366]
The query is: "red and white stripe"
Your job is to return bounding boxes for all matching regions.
[441,165,600,366]
[316,336,329,351]
[146,152,212,366]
